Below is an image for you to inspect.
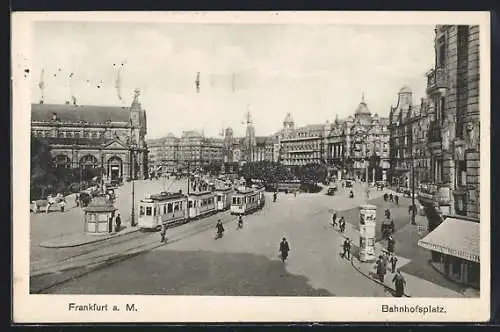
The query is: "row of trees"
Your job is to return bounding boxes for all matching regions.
[238,161,328,185]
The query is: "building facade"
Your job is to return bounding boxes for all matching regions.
[31,89,149,181]
[389,87,432,188]
[148,133,179,173]
[276,96,390,181]
[417,25,481,289]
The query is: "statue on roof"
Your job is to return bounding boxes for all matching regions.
[132,88,141,104]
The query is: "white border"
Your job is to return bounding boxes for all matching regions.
[12,11,491,323]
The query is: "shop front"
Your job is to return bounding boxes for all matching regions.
[418,216,480,289]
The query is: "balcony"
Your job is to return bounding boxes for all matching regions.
[426,66,449,94]
[418,184,451,206]
[427,121,442,153]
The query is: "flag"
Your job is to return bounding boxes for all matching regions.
[195,72,200,93]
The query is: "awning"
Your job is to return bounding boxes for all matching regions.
[418,217,480,263]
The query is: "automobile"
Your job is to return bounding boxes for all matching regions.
[345,180,353,188]
[327,186,337,196]
[376,181,388,190]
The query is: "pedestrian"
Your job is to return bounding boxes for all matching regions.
[385,208,391,219]
[75,194,80,207]
[279,237,290,262]
[375,255,385,283]
[331,212,337,228]
[342,238,351,260]
[115,213,121,232]
[392,269,406,297]
[390,255,398,273]
[60,199,65,212]
[395,195,399,206]
[389,193,393,202]
[381,251,389,273]
[339,217,346,233]
[387,235,395,254]
[383,193,388,201]
[160,223,167,243]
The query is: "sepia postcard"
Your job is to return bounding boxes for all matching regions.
[12,11,491,323]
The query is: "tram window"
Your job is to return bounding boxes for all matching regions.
[218,195,222,202]
[163,205,166,214]
[167,203,173,213]
[174,203,179,211]
[146,207,152,216]
[153,208,157,216]
[180,201,183,209]
[188,201,193,208]
[232,197,237,204]
[139,206,145,216]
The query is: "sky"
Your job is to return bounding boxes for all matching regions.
[31,22,435,139]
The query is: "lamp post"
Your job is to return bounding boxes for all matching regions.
[130,145,136,227]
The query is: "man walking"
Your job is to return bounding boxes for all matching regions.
[390,254,398,273]
[375,255,386,283]
[115,213,122,232]
[387,235,395,254]
[342,238,351,260]
[392,269,406,297]
[339,217,346,233]
[279,237,290,262]
[331,212,337,229]
[160,223,167,243]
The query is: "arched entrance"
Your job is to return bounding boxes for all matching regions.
[107,156,123,181]
[80,154,99,182]
[53,154,71,168]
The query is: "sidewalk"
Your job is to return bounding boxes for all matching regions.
[336,219,466,297]
[39,225,139,248]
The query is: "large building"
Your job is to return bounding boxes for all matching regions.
[389,87,432,188]
[276,95,390,181]
[417,25,480,289]
[148,133,179,173]
[31,89,149,181]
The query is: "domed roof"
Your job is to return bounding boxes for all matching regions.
[283,112,294,124]
[355,93,371,115]
[399,85,412,94]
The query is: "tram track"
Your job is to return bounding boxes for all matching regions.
[30,207,265,293]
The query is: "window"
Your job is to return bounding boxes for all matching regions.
[146,207,152,216]
[140,206,145,216]
[456,160,467,187]
[437,36,446,67]
[174,203,179,211]
[188,201,193,208]
[163,205,166,214]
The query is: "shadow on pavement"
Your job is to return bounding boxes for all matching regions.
[45,250,334,296]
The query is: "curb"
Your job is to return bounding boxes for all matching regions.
[333,226,411,297]
[39,227,141,248]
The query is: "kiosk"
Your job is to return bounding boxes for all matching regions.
[83,196,117,235]
[359,204,377,262]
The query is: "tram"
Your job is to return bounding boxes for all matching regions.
[214,187,233,212]
[188,190,217,219]
[138,192,188,230]
[230,185,266,215]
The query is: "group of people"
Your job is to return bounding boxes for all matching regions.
[383,192,399,205]
[374,251,406,297]
[331,212,346,233]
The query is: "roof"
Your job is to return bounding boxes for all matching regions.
[32,103,131,124]
[84,197,117,213]
[355,101,370,115]
[418,217,480,263]
[283,112,294,124]
[399,85,412,94]
[379,118,390,126]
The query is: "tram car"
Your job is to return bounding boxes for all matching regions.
[214,187,233,211]
[188,190,217,219]
[230,185,266,215]
[138,192,188,230]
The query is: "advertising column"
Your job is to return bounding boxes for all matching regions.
[359,204,377,262]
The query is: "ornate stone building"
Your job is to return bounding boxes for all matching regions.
[389,87,432,188]
[31,89,148,181]
[276,95,390,181]
[419,25,480,219]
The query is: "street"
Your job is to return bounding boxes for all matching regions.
[30,178,468,297]
[33,179,393,296]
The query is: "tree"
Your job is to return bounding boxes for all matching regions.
[239,161,291,184]
[298,163,327,183]
[203,160,222,176]
[30,136,57,199]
